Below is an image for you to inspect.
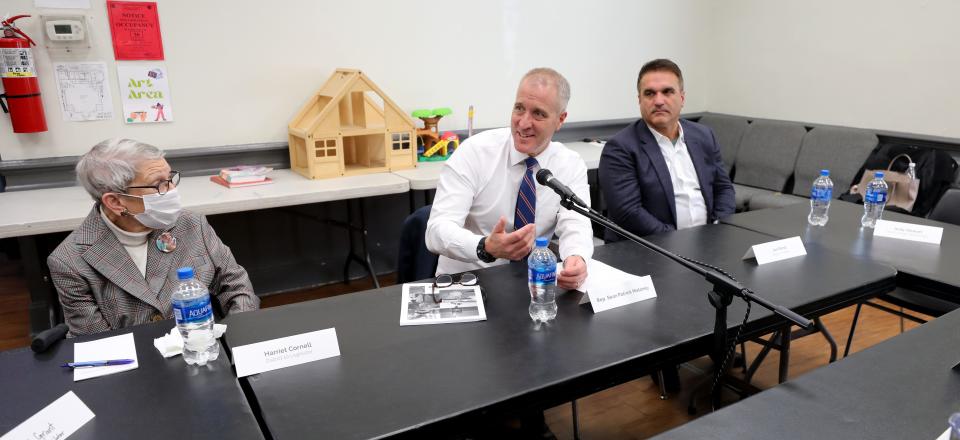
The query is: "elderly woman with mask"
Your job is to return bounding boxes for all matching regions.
[48,138,260,336]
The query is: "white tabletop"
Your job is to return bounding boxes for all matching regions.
[0,169,409,238]
[564,140,605,169]
[390,141,606,191]
[391,161,445,191]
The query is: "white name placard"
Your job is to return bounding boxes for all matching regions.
[743,236,806,265]
[232,328,340,378]
[578,260,657,313]
[1,391,94,440]
[874,219,943,245]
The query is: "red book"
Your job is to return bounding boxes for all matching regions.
[209,175,274,188]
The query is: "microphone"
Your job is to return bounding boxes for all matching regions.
[535,169,588,207]
[31,323,68,353]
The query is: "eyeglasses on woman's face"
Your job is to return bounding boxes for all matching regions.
[124,170,181,196]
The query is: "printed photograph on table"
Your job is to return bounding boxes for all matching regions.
[117,64,172,124]
[399,283,486,326]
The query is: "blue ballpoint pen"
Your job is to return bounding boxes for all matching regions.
[61,359,135,368]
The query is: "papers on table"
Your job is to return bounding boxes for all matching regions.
[934,427,951,440]
[578,260,657,313]
[73,332,138,381]
[400,283,487,326]
[0,391,94,440]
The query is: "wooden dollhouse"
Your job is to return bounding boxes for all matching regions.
[288,69,418,179]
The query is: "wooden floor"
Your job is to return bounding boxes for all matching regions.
[0,261,929,439]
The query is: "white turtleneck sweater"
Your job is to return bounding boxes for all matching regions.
[100,207,150,277]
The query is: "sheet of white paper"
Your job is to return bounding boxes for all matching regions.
[73,332,138,381]
[35,0,90,8]
[53,62,114,121]
[934,427,950,440]
[0,391,94,440]
[874,219,943,245]
[579,260,657,312]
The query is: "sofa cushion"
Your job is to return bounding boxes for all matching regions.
[734,120,807,192]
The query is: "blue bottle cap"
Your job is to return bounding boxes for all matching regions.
[874,171,884,178]
[176,267,194,280]
[535,237,549,247]
[820,169,829,176]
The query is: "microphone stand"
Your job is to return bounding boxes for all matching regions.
[557,196,813,406]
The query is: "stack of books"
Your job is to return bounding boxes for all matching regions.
[210,166,274,188]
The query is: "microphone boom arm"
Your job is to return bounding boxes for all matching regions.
[557,196,813,330]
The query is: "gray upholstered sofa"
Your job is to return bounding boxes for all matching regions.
[696,113,879,212]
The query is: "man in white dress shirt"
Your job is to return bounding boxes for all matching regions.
[426,68,592,290]
[599,58,735,240]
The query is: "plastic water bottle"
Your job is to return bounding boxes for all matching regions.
[172,267,219,366]
[807,169,833,226]
[861,171,888,228]
[528,237,558,323]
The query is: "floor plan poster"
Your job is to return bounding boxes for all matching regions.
[53,62,114,122]
[117,64,173,124]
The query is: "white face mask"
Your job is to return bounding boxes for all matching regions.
[133,187,182,229]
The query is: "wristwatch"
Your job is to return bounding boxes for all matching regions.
[476,237,496,263]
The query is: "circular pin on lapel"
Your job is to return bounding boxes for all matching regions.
[156,232,177,253]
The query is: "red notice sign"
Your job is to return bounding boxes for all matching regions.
[107,1,165,60]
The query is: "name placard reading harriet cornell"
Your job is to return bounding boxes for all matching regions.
[743,236,806,265]
[1,391,94,440]
[578,259,657,313]
[232,328,340,378]
[873,219,943,245]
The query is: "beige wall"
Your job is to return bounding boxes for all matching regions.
[703,0,960,137]
[5,0,956,162]
[0,0,710,160]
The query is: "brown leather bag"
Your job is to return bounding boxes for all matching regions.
[852,153,920,212]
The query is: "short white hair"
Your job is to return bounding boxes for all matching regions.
[521,67,571,112]
[76,138,165,201]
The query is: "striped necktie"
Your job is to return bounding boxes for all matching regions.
[514,157,539,231]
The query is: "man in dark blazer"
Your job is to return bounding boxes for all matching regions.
[599,59,735,241]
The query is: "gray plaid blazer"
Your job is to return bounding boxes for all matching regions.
[48,207,260,336]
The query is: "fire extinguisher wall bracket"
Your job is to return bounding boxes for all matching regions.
[0,94,8,113]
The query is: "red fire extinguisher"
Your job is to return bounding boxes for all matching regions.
[0,14,47,133]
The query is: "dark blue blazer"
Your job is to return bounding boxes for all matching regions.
[598,119,735,240]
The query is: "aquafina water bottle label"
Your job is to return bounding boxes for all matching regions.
[865,188,887,204]
[529,266,556,286]
[811,187,832,201]
[173,295,212,324]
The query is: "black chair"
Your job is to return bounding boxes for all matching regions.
[844,187,960,356]
[397,204,439,284]
[928,187,960,225]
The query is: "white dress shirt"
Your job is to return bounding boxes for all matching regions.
[426,127,594,275]
[647,122,707,230]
